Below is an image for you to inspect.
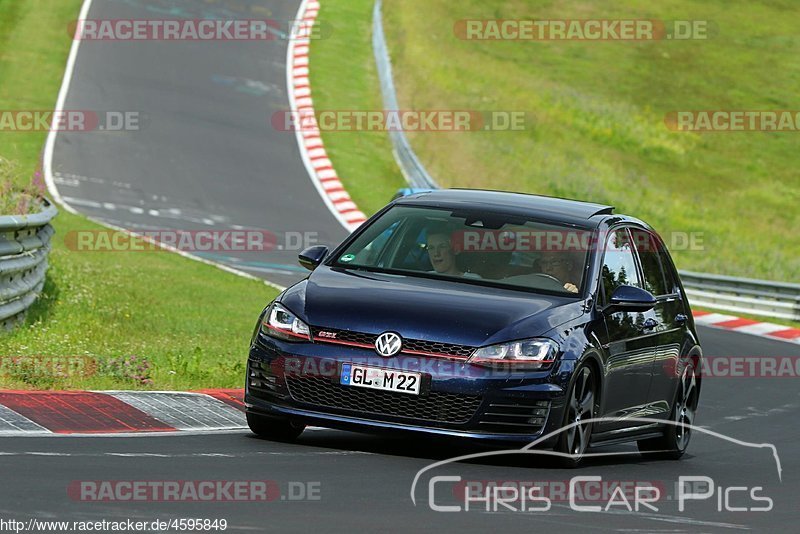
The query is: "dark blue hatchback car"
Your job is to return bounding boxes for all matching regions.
[245,190,702,466]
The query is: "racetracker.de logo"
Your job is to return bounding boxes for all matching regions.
[272,110,528,132]
[665,110,800,132]
[63,229,319,253]
[0,111,142,132]
[0,356,97,379]
[453,19,713,41]
[449,229,704,253]
[665,356,800,379]
[68,480,321,502]
[70,19,325,41]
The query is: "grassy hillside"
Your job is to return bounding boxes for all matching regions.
[314,0,799,281]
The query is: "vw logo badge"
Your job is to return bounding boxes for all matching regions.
[375,332,402,357]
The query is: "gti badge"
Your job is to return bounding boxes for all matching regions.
[375,332,402,357]
[317,331,337,339]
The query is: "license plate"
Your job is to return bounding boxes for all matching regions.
[340,364,421,395]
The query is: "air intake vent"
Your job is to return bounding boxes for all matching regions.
[477,400,551,434]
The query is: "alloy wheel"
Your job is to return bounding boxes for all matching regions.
[566,366,595,458]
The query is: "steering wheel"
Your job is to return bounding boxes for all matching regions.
[532,273,562,284]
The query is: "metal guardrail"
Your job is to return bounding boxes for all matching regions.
[371,0,797,323]
[679,270,800,322]
[372,0,438,190]
[0,200,57,331]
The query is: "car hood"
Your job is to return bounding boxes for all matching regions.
[279,266,585,347]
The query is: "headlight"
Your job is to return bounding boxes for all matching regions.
[260,303,311,342]
[468,338,558,369]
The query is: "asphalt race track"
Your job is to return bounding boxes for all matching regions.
[50,0,348,288]
[2,328,798,531]
[30,0,800,531]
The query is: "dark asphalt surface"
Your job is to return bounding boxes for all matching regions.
[3,328,799,532]
[38,0,800,531]
[50,0,348,288]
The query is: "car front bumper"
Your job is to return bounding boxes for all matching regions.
[245,334,572,445]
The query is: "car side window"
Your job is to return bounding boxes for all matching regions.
[601,228,641,302]
[630,229,669,296]
[658,245,681,295]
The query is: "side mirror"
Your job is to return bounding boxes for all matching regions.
[298,245,329,271]
[605,285,656,313]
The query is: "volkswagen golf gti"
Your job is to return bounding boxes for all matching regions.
[245,189,702,465]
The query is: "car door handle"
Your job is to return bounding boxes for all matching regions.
[638,318,660,331]
[675,313,688,326]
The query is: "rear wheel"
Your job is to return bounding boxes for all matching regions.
[247,412,305,442]
[554,365,596,468]
[638,361,698,460]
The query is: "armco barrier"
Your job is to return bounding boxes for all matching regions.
[0,200,57,330]
[680,270,800,322]
[372,0,438,190]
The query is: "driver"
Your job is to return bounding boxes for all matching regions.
[426,228,463,276]
[538,251,579,293]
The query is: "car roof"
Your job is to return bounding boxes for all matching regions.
[394,189,615,225]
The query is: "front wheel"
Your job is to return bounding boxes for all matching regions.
[638,360,698,460]
[247,412,305,442]
[554,364,597,468]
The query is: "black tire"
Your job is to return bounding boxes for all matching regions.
[554,364,597,468]
[638,360,698,460]
[247,412,305,442]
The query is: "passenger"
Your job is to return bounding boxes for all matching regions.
[538,251,580,293]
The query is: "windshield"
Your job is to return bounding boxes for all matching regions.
[331,205,592,296]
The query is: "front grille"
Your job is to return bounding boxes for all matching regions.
[403,339,475,358]
[286,375,482,424]
[248,359,282,399]
[477,400,550,434]
[310,327,476,359]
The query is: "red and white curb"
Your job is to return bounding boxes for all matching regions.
[287,0,368,233]
[693,310,800,344]
[0,389,247,435]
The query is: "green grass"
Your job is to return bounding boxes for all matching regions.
[313,0,800,282]
[0,0,279,390]
[0,0,79,180]
[311,0,406,214]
